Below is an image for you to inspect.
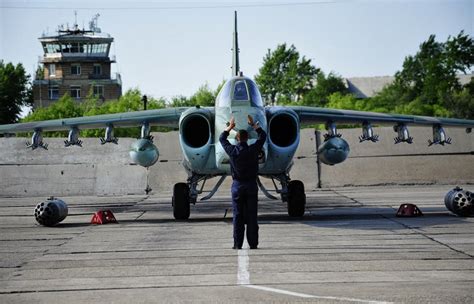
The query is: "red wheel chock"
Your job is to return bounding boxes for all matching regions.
[396,204,423,217]
[91,210,118,224]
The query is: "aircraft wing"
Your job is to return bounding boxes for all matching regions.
[0,107,191,133]
[289,106,474,129]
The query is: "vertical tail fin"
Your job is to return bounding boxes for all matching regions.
[232,11,240,77]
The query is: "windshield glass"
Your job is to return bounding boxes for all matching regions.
[246,79,263,107]
[233,80,249,101]
[216,78,264,107]
[217,80,233,107]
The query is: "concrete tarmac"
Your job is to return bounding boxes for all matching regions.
[0,185,473,303]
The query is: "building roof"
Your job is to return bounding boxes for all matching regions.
[345,74,473,98]
[345,76,394,98]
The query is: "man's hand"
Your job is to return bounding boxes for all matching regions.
[248,115,260,130]
[225,116,236,133]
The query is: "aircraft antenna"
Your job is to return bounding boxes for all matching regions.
[231,11,240,77]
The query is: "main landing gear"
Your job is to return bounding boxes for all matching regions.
[172,173,307,220]
[172,173,228,220]
[257,174,306,217]
[287,180,306,217]
[172,183,190,220]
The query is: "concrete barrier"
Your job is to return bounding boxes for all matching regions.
[0,126,472,197]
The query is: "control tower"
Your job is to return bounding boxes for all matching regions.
[33,14,122,108]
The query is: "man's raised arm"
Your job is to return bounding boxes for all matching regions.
[219,116,236,156]
[248,115,266,149]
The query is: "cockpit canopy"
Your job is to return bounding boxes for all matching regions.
[216,77,263,107]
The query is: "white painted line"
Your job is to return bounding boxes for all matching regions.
[236,245,392,304]
[237,247,250,285]
[245,285,393,304]
[244,285,315,298]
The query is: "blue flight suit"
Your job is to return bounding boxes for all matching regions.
[219,127,267,248]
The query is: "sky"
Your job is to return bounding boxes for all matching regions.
[0,0,472,100]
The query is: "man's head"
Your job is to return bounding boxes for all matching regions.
[236,129,249,143]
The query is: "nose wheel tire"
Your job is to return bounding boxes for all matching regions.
[172,183,190,220]
[287,180,306,217]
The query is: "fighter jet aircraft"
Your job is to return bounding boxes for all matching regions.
[1,12,473,219]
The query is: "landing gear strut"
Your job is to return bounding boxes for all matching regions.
[172,173,228,220]
[259,174,306,217]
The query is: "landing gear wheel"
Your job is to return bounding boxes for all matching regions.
[172,183,190,220]
[287,180,306,217]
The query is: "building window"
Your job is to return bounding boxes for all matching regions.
[93,64,102,75]
[71,64,81,75]
[91,43,108,54]
[61,44,72,53]
[93,85,104,98]
[48,85,59,100]
[70,86,81,99]
[44,43,61,54]
[49,64,56,77]
[71,43,78,53]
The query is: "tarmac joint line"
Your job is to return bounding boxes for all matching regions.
[383,215,474,258]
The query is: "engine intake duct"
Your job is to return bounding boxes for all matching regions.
[181,114,211,148]
[269,112,298,147]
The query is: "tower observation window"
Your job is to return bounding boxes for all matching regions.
[59,43,98,54]
[91,44,108,54]
[61,44,72,53]
[44,43,61,54]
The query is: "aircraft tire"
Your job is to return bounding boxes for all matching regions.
[173,183,190,220]
[287,180,306,217]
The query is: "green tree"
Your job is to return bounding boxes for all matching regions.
[374,31,473,118]
[255,44,319,105]
[22,94,82,137]
[301,71,348,106]
[0,61,33,124]
[22,89,168,137]
[169,81,224,107]
[170,95,192,107]
[35,65,44,80]
[326,92,364,111]
[188,83,216,106]
[445,77,474,119]
[23,94,82,122]
[81,89,166,137]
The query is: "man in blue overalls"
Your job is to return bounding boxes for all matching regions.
[220,115,267,249]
